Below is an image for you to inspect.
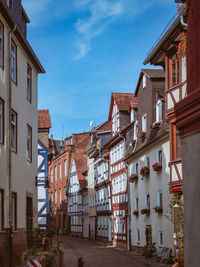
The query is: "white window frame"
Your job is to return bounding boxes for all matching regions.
[64,159,67,177]
[142,113,147,132]
[0,98,4,144]
[134,196,139,210]
[27,124,32,161]
[136,229,140,243]
[59,189,62,205]
[27,63,32,102]
[134,120,138,140]
[55,190,57,206]
[11,39,17,83]
[158,231,163,246]
[145,156,150,168]
[130,109,136,122]
[157,191,163,208]
[156,99,162,122]
[59,162,61,179]
[145,193,150,208]
[55,166,57,181]
[143,75,146,88]
[157,149,162,164]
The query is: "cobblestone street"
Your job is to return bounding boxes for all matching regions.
[60,236,169,267]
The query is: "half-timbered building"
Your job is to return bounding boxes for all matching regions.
[105,93,137,247]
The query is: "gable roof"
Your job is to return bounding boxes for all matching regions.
[108,93,137,120]
[134,69,165,96]
[38,109,52,129]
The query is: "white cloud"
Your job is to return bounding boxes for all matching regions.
[73,0,157,59]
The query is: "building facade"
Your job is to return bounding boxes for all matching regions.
[0,0,44,265]
[125,70,174,255]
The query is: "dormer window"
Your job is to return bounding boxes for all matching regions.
[112,103,119,135]
[142,114,147,132]
[143,75,146,88]
[156,100,162,122]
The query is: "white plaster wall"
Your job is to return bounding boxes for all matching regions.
[128,138,174,251]
[0,15,38,229]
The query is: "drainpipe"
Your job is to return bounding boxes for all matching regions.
[180,15,188,27]
[8,24,16,267]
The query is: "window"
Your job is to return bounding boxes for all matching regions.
[0,21,4,68]
[59,162,61,179]
[55,190,57,206]
[136,229,140,243]
[169,54,180,87]
[130,109,136,122]
[135,197,139,210]
[145,193,150,208]
[27,125,32,161]
[12,192,17,230]
[143,75,146,88]
[142,114,147,132]
[158,231,163,246]
[27,64,32,102]
[157,150,162,164]
[0,98,4,144]
[55,166,57,181]
[0,189,4,231]
[11,40,17,83]
[172,125,181,160]
[157,191,163,208]
[64,187,67,203]
[156,100,162,122]
[11,110,17,152]
[64,159,67,177]
[135,163,139,174]
[134,120,138,140]
[50,168,53,182]
[145,156,150,168]
[112,103,119,135]
[59,189,62,205]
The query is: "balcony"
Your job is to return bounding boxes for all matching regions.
[169,159,183,193]
[166,81,187,115]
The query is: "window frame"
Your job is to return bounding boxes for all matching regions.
[171,124,181,160]
[157,149,162,164]
[134,196,139,210]
[142,113,147,132]
[27,63,32,103]
[143,75,146,88]
[157,191,163,208]
[158,231,163,246]
[0,21,4,69]
[156,99,162,122]
[145,193,150,209]
[27,124,32,162]
[11,39,17,84]
[0,98,4,144]
[136,229,140,243]
[11,109,17,152]
[169,54,180,88]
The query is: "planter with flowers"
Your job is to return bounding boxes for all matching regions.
[141,208,150,215]
[139,131,146,141]
[140,166,149,177]
[152,162,162,173]
[129,173,138,183]
[154,206,163,213]
[133,210,139,216]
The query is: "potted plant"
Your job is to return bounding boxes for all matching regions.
[152,162,162,173]
[133,210,139,216]
[154,206,163,213]
[140,166,149,177]
[141,208,150,215]
[129,173,138,183]
[22,228,63,267]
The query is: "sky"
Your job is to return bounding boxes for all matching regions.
[22,0,177,140]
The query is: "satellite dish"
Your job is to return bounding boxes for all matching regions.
[89,121,93,127]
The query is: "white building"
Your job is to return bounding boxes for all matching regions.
[0,0,45,265]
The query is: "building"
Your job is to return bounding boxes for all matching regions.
[37,110,52,230]
[48,135,71,233]
[87,121,112,242]
[0,0,45,265]
[143,7,187,253]
[125,69,174,255]
[105,93,137,247]
[67,133,90,237]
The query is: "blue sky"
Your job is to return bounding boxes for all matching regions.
[22,0,177,140]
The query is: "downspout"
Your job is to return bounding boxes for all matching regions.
[8,24,16,267]
[180,15,188,27]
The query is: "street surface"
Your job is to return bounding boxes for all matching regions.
[60,236,169,267]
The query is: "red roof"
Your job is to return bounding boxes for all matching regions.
[108,93,137,120]
[38,109,52,129]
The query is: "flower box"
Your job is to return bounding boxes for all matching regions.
[133,210,139,216]
[141,208,150,215]
[154,206,163,213]
[152,162,162,173]
[152,121,161,129]
[129,173,138,182]
[139,131,146,138]
[140,166,149,177]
